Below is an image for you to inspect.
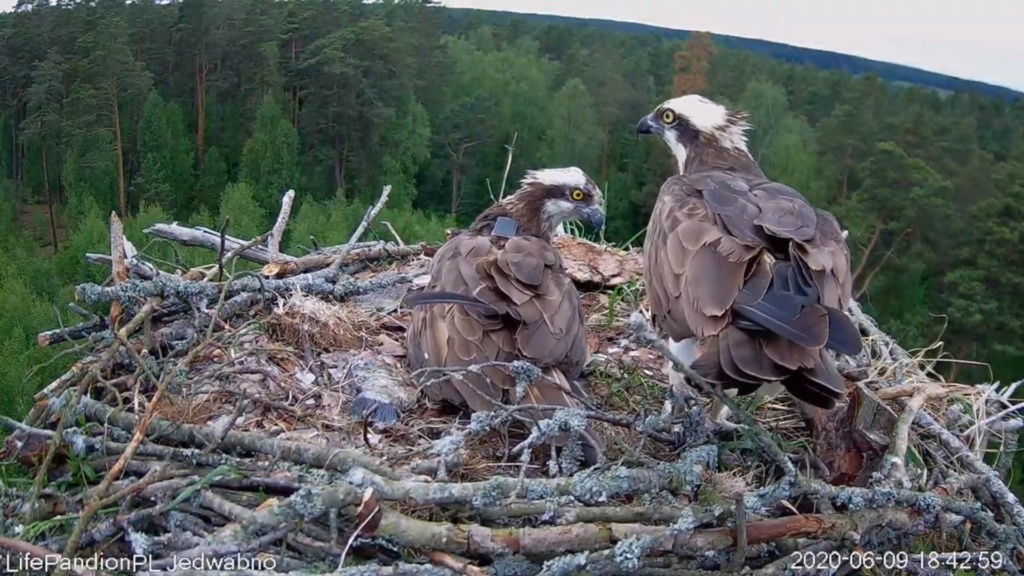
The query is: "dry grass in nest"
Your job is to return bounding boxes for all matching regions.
[860,336,993,471]
[264,288,376,351]
[747,393,811,447]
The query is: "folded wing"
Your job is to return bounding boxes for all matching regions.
[643,173,863,409]
[406,233,603,464]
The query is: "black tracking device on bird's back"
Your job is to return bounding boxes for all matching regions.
[491,216,519,238]
[405,167,607,468]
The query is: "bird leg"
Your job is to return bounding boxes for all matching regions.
[663,337,701,417]
[750,381,785,406]
[707,390,740,431]
[709,381,785,432]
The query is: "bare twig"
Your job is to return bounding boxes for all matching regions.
[880,386,947,488]
[849,301,1024,529]
[147,526,293,570]
[262,242,426,278]
[55,336,214,575]
[627,312,796,477]
[497,131,517,201]
[202,231,272,282]
[725,492,747,572]
[109,210,128,329]
[268,188,296,258]
[13,212,1024,575]
[145,223,292,265]
[75,395,410,481]
[381,221,405,246]
[329,184,393,272]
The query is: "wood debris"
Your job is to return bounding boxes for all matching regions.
[2,187,1022,576]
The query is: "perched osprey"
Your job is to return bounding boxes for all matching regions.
[405,167,607,466]
[635,95,863,411]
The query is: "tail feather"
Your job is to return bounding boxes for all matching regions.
[731,295,828,350]
[732,259,862,356]
[689,328,847,410]
[350,395,401,426]
[780,352,846,409]
[686,253,860,411]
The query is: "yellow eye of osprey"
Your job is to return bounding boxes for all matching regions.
[570,189,585,201]
[661,109,676,124]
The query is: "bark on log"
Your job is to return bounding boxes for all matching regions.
[144,223,291,265]
[262,242,429,278]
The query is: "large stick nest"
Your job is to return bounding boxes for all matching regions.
[2,205,1023,576]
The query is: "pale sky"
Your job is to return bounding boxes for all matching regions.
[0,0,1019,92]
[445,0,1024,93]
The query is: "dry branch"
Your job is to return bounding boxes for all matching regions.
[144,222,292,265]
[5,208,1023,575]
[329,184,393,273]
[268,188,296,259]
[262,242,428,278]
[109,211,128,329]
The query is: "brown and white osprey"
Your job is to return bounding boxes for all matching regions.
[635,94,863,411]
[405,167,606,466]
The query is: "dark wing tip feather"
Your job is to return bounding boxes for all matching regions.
[782,373,844,409]
[350,396,401,426]
[404,290,500,315]
[824,306,864,356]
[690,341,762,394]
[731,295,820,349]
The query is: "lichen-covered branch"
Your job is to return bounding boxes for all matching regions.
[263,242,427,278]
[75,396,410,481]
[144,222,292,265]
[8,217,1022,576]
[848,301,1024,534]
[74,269,413,306]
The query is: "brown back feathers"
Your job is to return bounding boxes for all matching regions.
[644,171,862,409]
[406,185,604,466]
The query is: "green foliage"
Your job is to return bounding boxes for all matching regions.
[53,201,110,288]
[538,78,603,173]
[378,96,432,208]
[62,131,120,218]
[289,196,355,251]
[197,147,229,213]
[240,94,300,215]
[0,252,62,419]
[288,195,456,254]
[137,91,196,218]
[218,181,268,241]
[738,79,826,203]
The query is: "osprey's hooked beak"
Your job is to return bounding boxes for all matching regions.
[636,113,662,139]
[578,205,606,230]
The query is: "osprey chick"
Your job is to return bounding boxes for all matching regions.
[405,167,606,467]
[636,94,863,411]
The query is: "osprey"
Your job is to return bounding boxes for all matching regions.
[405,167,607,466]
[635,94,863,411]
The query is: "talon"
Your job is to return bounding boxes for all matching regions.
[671,425,692,449]
[681,393,700,409]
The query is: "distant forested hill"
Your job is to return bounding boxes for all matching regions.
[448,8,1023,101]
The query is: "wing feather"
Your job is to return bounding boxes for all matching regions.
[406,230,602,464]
[644,172,863,410]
